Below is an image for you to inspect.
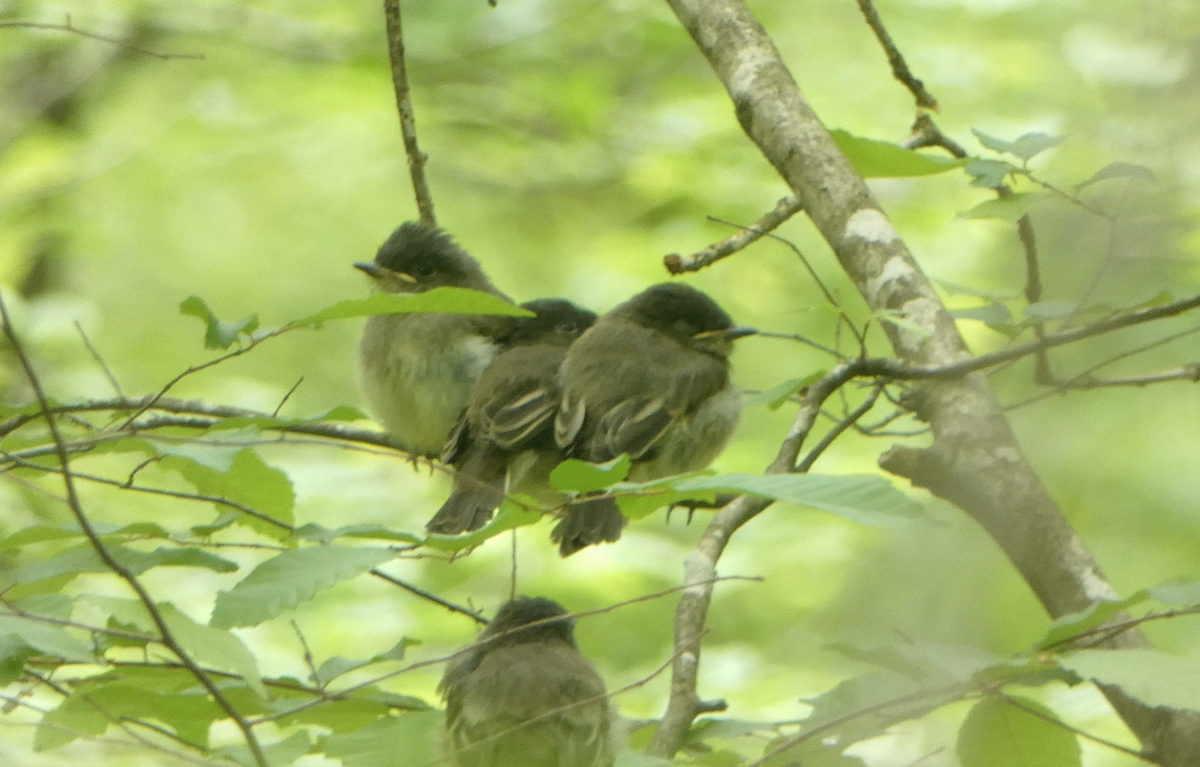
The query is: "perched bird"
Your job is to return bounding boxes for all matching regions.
[429,298,598,535]
[440,596,614,767]
[553,282,754,556]
[356,221,513,458]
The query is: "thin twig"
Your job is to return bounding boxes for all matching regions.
[999,694,1150,761]
[854,0,937,109]
[0,293,268,767]
[0,19,204,61]
[383,0,436,225]
[272,377,304,418]
[664,197,803,274]
[796,384,883,472]
[74,321,125,398]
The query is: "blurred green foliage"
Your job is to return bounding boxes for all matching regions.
[1,0,1199,765]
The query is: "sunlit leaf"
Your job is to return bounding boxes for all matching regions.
[673,474,922,524]
[550,455,632,493]
[211,546,398,628]
[322,711,443,767]
[180,295,260,350]
[291,286,532,327]
[957,697,1080,767]
[14,544,238,584]
[1060,649,1200,711]
[220,731,310,767]
[0,615,93,663]
[831,129,966,178]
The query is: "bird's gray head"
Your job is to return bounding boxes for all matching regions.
[614,282,755,357]
[481,596,577,648]
[506,299,597,348]
[354,221,490,294]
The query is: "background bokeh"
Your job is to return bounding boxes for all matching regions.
[2,0,1198,764]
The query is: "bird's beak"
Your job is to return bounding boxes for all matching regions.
[694,326,757,341]
[354,262,417,283]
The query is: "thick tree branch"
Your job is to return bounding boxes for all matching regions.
[657,0,1200,762]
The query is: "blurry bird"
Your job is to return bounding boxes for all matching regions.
[429,298,597,535]
[356,221,513,458]
[440,596,614,767]
[553,282,754,556]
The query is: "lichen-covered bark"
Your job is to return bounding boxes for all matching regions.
[661,0,1200,762]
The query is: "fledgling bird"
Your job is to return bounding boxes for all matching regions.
[440,596,614,767]
[428,298,598,535]
[553,282,754,556]
[356,221,513,458]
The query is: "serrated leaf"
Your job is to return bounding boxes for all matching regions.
[314,637,419,687]
[831,129,967,178]
[34,693,107,751]
[0,615,93,662]
[1060,649,1200,711]
[1077,162,1156,189]
[422,499,542,552]
[958,193,1047,222]
[0,524,85,550]
[673,474,922,525]
[1008,133,1065,162]
[220,730,310,767]
[291,287,532,327]
[550,456,632,492]
[957,697,1080,767]
[211,546,398,628]
[166,447,295,535]
[88,598,265,697]
[322,711,443,767]
[180,295,260,350]
[14,544,238,584]
[965,159,1015,189]
[745,370,827,410]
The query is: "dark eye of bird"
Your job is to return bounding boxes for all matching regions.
[557,321,576,333]
[412,261,436,277]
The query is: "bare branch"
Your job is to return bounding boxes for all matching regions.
[854,0,937,110]
[383,0,437,225]
[0,19,204,61]
[664,196,802,274]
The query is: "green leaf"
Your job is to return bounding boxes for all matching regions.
[1035,593,1147,650]
[830,129,967,178]
[322,711,443,767]
[934,280,1021,301]
[166,447,296,535]
[314,637,420,686]
[1008,132,1065,162]
[180,295,261,350]
[0,615,93,663]
[1077,162,1156,189]
[1059,649,1200,711]
[292,523,422,545]
[744,370,827,410]
[211,546,398,628]
[275,697,391,731]
[88,598,265,697]
[220,730,311,767]
[0,524,86,550]
[793,670,951,753]
[964,159,1015,189]
[949,302,1014,326]
[291,286,533,327]
[422,499,543,552]
[35,693,108,751]
[972,129,1015,154]
[550,455,632,492]
[827,641,1002,684]
[673,473,922,524]
[957,697,1080,767]
[1146,579,1200,606]
[617,488,717,520]
[14,544,238,584]
[958,193,1047,221]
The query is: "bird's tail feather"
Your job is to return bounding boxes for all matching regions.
[552,496,626,557]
